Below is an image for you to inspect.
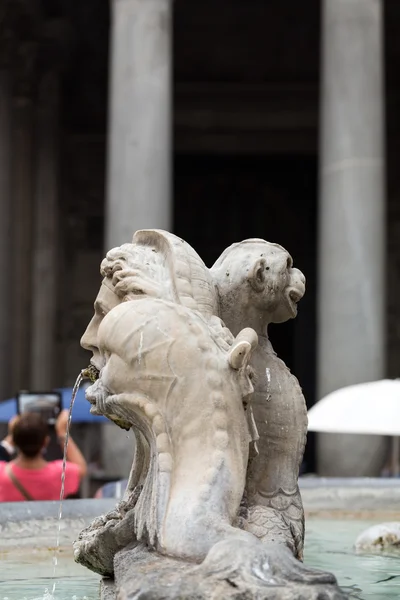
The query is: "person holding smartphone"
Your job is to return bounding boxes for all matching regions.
[0,410,87,501]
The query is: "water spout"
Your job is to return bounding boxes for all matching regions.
[81,364,99,383]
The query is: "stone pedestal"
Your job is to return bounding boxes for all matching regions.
[105,0,172,249]
[317,0,386,475]
[97,542,346,600]
[30,72,59,389]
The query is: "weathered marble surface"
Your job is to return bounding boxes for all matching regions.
[75,230,345,599]
[103,541,347,600]
[100,579,116,600]
[211,240,308,558]
[76,298,257,565]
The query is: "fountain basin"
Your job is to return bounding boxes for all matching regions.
[0,499,114,600]
[1,481,400,599]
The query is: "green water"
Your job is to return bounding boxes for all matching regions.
[1,519,399,599]
[0,548,100,600]
[304,519,400,599]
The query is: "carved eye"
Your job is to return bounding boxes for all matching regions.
[286,257,293,270]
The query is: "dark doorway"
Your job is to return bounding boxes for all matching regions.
[174,154,318,471]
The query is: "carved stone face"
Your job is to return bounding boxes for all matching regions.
[211,240,306,328]
[252,245,306,323]
[84,299,259,562]
[80,279,121,371]
[85,299,256,422]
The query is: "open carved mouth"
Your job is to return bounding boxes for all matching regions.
[82,367,132,431]
[289,290,303,304]
[286,288,303,316]
[82,364,100,384]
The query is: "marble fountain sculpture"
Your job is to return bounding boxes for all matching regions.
[74,230,347,599]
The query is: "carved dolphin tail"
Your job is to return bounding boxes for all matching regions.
[244,488,305,560]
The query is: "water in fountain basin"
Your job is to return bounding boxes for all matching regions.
[1,547,100,600]
[51,373,84,597]
[305,518,400,598]
[1,519,400,599]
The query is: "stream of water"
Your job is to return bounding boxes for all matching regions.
[51,373,84,597]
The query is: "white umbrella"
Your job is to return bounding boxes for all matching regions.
[307,379,400,476]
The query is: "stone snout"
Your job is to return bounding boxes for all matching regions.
[284,267,306,319]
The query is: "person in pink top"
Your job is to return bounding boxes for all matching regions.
[0,410,87,502]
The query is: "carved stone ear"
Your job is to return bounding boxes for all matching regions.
[229,341,252,371]
[235,327,258,350]
[133,229,172,258]
[228,328,258,370]
[249,258,267,292]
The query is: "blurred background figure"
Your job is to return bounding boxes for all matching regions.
[0,410,87,502]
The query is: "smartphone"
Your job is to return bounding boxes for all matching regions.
[16,391,62,427]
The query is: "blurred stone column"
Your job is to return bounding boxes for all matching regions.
[30,72,59,389]
[102,0,173,479]
[10,40,37,392]
[0,41,13,401]
[105,0,172,249]
[317,0,386,475]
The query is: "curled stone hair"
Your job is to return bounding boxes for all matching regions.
[99,235,235,355]
[100,243,175,301]
[100,231,220,321]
